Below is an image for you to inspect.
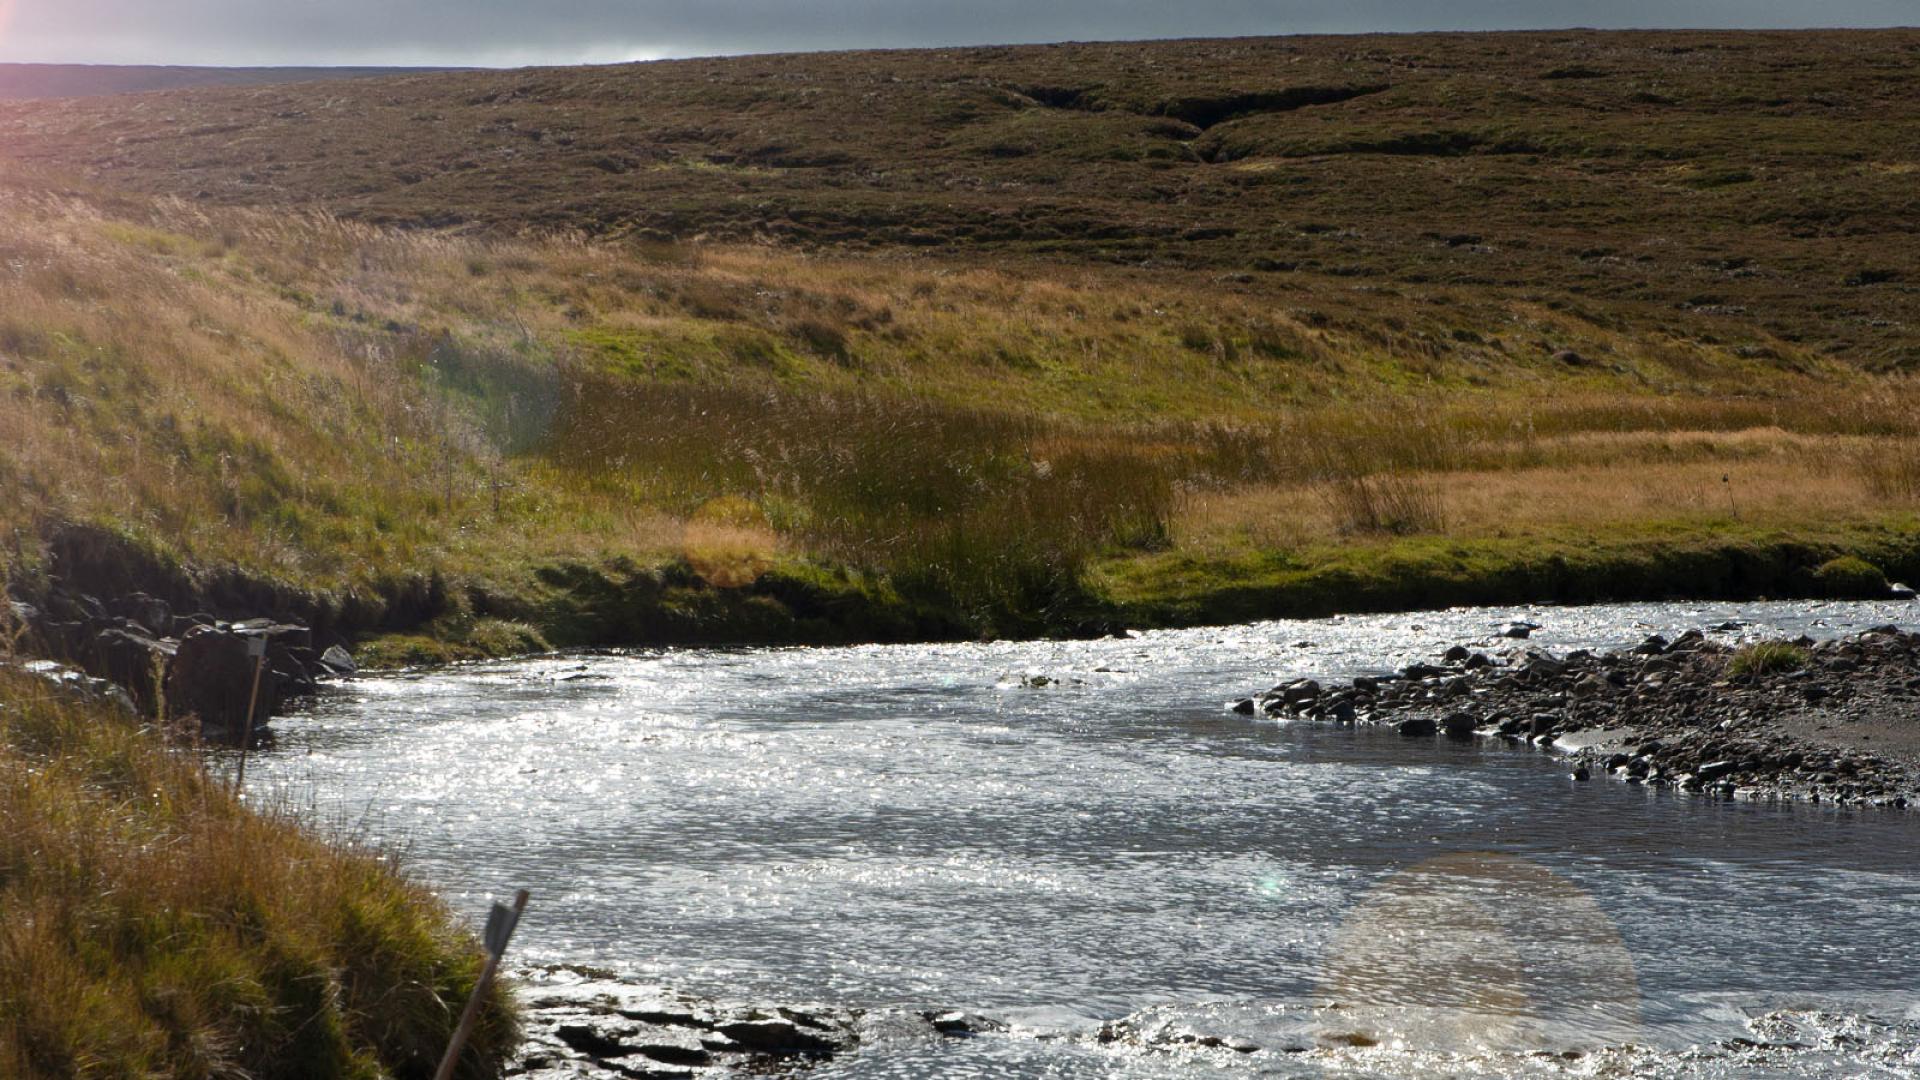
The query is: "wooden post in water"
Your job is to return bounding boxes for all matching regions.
[434,889,529,1080]
[234,633,267,792]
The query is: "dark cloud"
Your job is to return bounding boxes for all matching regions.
[2,1,1914,66]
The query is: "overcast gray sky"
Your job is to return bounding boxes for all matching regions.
[0,1,1913,67]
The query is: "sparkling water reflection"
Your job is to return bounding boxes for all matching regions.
[251,599,1920,1077]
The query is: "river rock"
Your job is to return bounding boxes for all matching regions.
[6,599,39,639]
[1397,715,1438,737]
[925,1011,1009,1036]
[1441,711,1478,738]
[226,621,321,698]
[166,625,279,739]
[106,592,171,637]
[13,659,138,715]
[273,649,319,698]
[1279,679,1321,706]
[1890,582,1917,600]
[1520,656,1565,680]
[171,613,219,637]
[317,644,358,676]
[84,626,177,715]
[716,1017,840,1056]
[554,1019,643,1059]
[43,589,104,625]
[1696,760,1737,783]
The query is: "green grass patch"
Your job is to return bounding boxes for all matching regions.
[1095,518,1920,628]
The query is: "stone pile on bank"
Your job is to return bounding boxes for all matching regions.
[1234,624,1920,808]
[6,586,354,741]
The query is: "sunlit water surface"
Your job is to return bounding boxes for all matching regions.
[251,600,1920,1078]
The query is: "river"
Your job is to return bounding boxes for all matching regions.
[251,599,1920,1078]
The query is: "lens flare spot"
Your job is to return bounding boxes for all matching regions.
[1318,851,1641,1054]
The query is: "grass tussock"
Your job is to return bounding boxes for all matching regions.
[1728,641,1811,679]
[1317,473,1447,536]
[0,667,516,1079]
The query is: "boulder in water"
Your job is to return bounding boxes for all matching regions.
[166,625,279,740]
[317,644,358,677]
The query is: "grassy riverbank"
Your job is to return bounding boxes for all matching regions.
[0,666,516,1077]
[0,186,1916,650]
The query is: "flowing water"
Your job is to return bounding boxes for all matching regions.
[251,600,1920,1078]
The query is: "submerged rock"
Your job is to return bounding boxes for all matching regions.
[925,1011,1008,1037]
[715,1017,840,1055]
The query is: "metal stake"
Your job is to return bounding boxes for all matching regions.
[234,634,267,792]
[434,889,530,1080]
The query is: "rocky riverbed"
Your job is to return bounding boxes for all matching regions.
[1235,625,1920,808]
[508,967,1007,1078]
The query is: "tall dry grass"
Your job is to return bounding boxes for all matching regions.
[0,667,516,1078]
[1857,439,1920,503]
[552,379,1175,622]
[1173,434,1913,559]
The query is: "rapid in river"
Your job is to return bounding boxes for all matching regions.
[250,600,1920,1078]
